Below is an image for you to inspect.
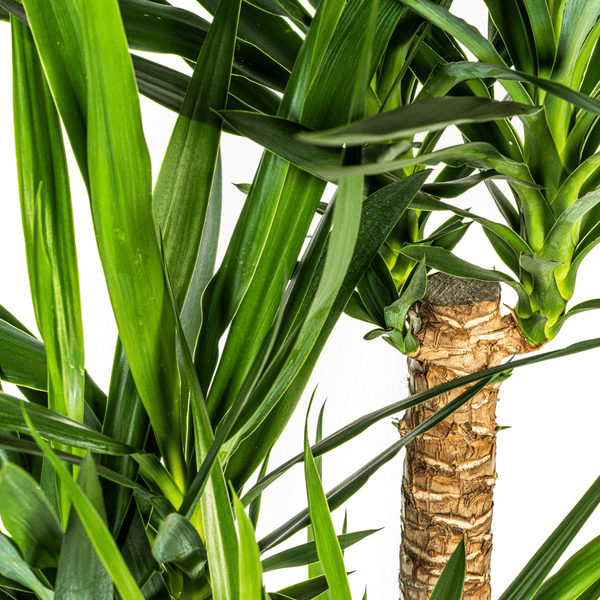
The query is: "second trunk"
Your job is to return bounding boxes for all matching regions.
[399,272,534,600]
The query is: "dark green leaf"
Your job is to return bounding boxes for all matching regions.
[500,473,600,600]
[429,538,466,600]
[0,463,62,569]
[275,575,331,600]
[0,534,53,600]
[22,409,145,600]
[298,96,540,146]
[194,0,303,70]
[258,378,492,552]
[262,530,380,572]
[152,0,241,313]
[420,60,600,120]
[153,513,207,580]
[0,316,106,421]
[217,111,342,180]
[55,453,113,600]
[118,0,289,92]
[399,0,529,103]
[242,334,600,508]
[531,535,600,600]
[399,244,532,311]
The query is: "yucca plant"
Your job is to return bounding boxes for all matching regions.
[176,0,600,598]
[284,1,600,598]
[1,0,600,599]
[0,0,512,597]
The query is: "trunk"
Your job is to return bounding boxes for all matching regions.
[399,273,536,600]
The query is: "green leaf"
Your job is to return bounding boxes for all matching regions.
[133,453,184,510]
[485,179,521,232]
[356,253,399,327]
[118,0,289,92]
[383,258,427,353]
[55,453,113,600]
[195,0,402,433]
[152,0,241,313]
[262,530,380,572]
[179,273,285,519]
[195,0,304,70]
[21,0,188,483]
[223,171,455,490]
[500,473,600,600]
[158,237,239,600]
[548,299,600,339]
[217,111,342,180]
[0,434,172,516]
[532,535,600,600]
[428,538,466,600]
[274,575,330,600]
[398,0,529,103]
[232,488,263,600]
[304,409,352,600]
[0,463,62,569]
[482,0,535,78]
[259,377,493,553]
[399,245,533,315]
[243,328,600,508]
[100,340,149,538]
[541,188,600,265]
[576,579,600,600]
[118,500,169,595]
[17,0,89,183]
[520,0,555,77]
[422,169,513,199]
[409,194,532,258]
[298,96,540,146]
[180,151,222,351]
[420,61,600,120]
[12,17,85,427]
[132,53,281,119]
[0,391,136,455]
[0,313,106,422]
[22,409,145,600]
[86,0,187,483]
[545,1,600,148]
[0,533,53,600]
[152,513,207,580]
[249,448,272,530]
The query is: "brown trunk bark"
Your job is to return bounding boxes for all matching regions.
[399,273,536,600]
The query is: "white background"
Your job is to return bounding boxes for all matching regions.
[1,2,600,599]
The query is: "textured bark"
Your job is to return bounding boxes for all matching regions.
[399,273,536,600]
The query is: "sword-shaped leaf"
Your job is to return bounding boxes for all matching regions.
[11,18,85,430]
[500,473,600,600]
[304,407,352,600]
[153,513,207,580]
[232,488,264,600]
[23,412,144,600]
[0,391,136,455]
[428,538,466,600]
[152,0,241,314]
[297,97,540,146]
[0,533,53,600]
[258,378,492,553]
[0,463,62,569]
[55,453,113,600]
[263,530,380,572]
[531,535,600,600]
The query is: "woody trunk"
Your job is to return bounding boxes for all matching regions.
[399,273,535,600]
